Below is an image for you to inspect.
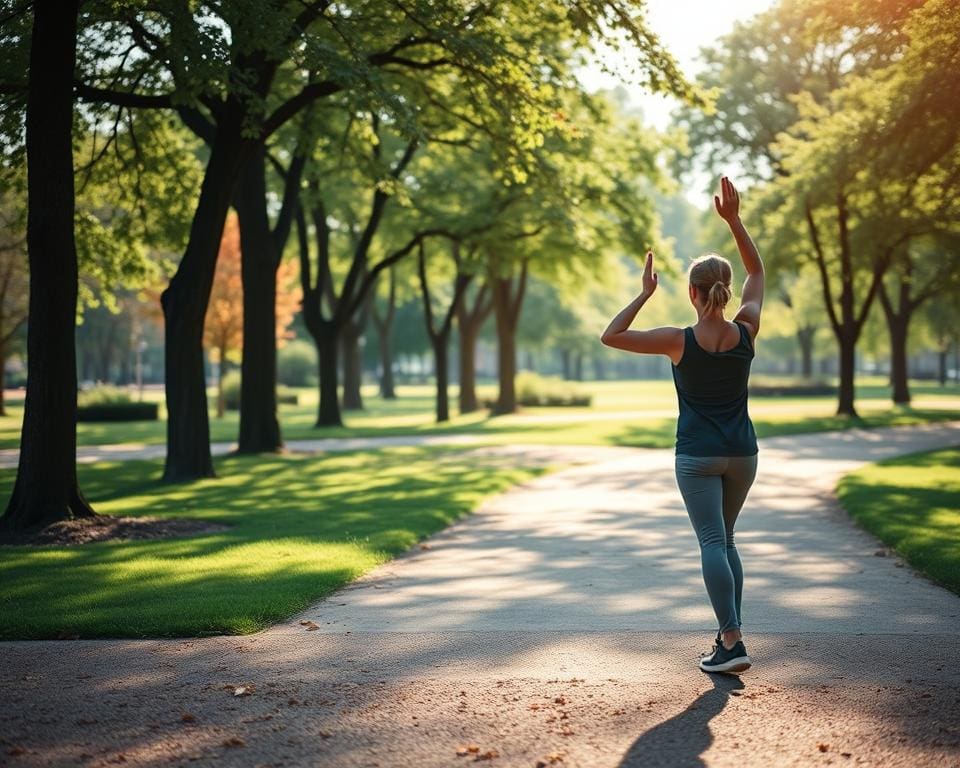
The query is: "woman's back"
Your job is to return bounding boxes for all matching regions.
[671,320,757,457]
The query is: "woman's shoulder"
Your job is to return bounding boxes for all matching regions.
[732,319,755,352]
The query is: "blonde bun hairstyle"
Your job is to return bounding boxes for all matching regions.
[689,253,733,315]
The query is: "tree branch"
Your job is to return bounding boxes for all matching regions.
[805,202,841,334]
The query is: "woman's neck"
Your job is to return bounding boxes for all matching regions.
[695,309,726,323]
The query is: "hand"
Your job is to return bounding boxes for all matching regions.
[641,250,658,296]
[714,175,740,223]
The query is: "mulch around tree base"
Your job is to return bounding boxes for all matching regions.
[0,515,229,546]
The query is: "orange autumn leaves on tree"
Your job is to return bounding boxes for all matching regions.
[204,211,302,416]
[204,213,244,370]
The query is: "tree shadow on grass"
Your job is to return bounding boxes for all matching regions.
[618,673,745,768]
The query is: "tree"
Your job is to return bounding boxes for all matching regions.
[456,279,494,413]
[844,0,960,403]
[486,90,665,413]
[682,0,933,415]
[1,0,96,532]
[417,239,472,422]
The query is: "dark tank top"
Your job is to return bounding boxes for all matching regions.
[670,320,758,457]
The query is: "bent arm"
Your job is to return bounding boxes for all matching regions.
[600,291,682,361]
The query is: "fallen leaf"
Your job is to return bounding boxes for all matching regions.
[818,743,830,752]
[233,685,255,697]
[180,713,196,723]
[222,737,245,748]
[300,620,320,631]
[420,543,432,550]
[474,749,499,761]
[554,696,566,705]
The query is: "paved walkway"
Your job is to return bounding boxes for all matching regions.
[2,422,959,767]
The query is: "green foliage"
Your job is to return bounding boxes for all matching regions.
[78,385,133,407]
[512,371,592,407]
[221,370,242,410]
[277,340,318,387]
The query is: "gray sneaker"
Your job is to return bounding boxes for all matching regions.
[699,638,752,674]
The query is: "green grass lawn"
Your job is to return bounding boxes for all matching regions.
[2,377,959,450]
[837,446,960,596]
[0,447,548,639]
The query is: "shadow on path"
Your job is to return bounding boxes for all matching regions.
[618,673,745,768]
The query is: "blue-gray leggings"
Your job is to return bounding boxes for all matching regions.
[675,454,759,634]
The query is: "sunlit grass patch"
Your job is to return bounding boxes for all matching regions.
[837,446,960,596]
[0,447,548,639]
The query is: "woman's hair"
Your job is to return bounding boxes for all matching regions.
[688,253,733,315]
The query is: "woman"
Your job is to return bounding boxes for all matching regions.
[600,176,763,675]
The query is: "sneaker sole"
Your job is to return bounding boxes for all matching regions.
[699,655,752,674]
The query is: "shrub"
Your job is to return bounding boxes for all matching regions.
[278,340,317,387]
[77,386,157,422]
[513,371,592,408]
[749,380,836,397]
[78,384,132,407]
[221,370,242,410]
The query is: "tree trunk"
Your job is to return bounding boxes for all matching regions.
[797,325,815,378]
[561,349,571,380]
[2,0,96,533]
[837,329,857,417]
[373,268,397,400]
[455,281,491,415]
[490,264,527,416]
[234,146,281,453]
[161,119,250,481]
[341,325,364,410]
[434,331,451,422]
[216,353,226,419]
[311,321,343,427]
[377,330,396,399]
[494,311,517,414]
[457,322,479,413]
[938,348,948,386]
[888,317,910,405]
[573,352,583,381]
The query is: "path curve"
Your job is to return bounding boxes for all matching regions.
[2,422,959,767]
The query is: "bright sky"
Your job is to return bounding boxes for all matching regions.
[576,0,775,203]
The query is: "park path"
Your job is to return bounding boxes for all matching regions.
[2,422,960,767]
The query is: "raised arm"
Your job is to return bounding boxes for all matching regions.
[600,251,683,363]
[715,176,764,339]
